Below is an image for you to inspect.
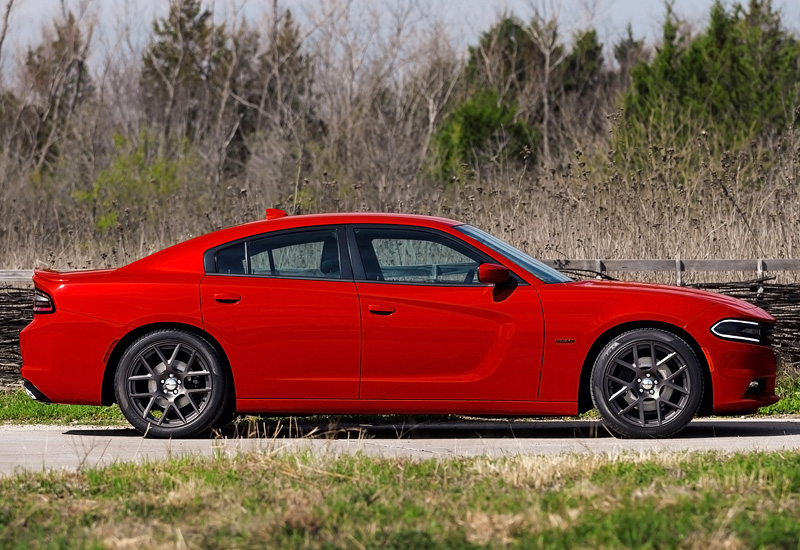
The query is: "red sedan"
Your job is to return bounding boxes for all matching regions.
[20,210,778,438]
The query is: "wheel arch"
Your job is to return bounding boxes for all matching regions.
[101,322,235,406]
[577,321,712,415]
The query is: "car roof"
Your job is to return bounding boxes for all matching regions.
[221,212,462,242]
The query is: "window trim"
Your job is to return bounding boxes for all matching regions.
[203,226,353,281]
[345,224,525,286]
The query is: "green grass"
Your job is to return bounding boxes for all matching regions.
[1,451,800,549]
[0,389,126,425]
[759,375,800,416]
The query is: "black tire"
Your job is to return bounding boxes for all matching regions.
[590,328,703,438]
[114,329,228,438]
[211,400,238,430]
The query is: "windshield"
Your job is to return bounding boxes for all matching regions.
[455,225,572,284]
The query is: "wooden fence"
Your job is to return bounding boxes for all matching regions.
[6,258,800,285]
[543,259,800,285]
[2,260,800,387]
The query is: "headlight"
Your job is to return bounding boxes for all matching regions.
[710,319,773,345]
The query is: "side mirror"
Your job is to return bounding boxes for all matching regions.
[478,263,510,285]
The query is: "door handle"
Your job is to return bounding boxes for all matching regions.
[368,304,396,315]
[214,293,241,304]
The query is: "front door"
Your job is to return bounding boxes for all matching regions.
[352,226,544,401]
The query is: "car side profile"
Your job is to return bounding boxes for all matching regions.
[20,210,778,438]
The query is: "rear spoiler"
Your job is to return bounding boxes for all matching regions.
[33,268,71,283]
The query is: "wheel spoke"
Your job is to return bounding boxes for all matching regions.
[168,344,182,367]
[154,346,170,368]
[182,349,197,373]
[142,397,156,418]
[129,391,154,399]
[158,403,171,425]
[662,381,689,394]
[138,357,155,376]
[638,400,646,426]
[650,342,657,366]
[662,399,684,412]
[607,374,630,386]
[614,358,636,371]
[657,351,677,367]
[128,374,153,381]
[632,344,640,368]
[655,400,663,426]
[663,365,687,383]
[173,404,187,423]
[608,386,628,402]
[184,394,201,414]
[618,399,638,416]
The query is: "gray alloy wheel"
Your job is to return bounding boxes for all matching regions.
[590,328,703,438]
[114,329,227,438]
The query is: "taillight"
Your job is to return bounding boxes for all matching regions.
[33,288,55,314]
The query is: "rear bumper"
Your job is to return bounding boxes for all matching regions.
[22,380,53,404]
[20,310,122,406]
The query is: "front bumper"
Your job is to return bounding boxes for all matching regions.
[705,343,779,413]
[689,304,779,413]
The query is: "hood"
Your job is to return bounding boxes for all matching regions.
[563,279,759,311]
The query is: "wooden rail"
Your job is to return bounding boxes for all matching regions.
[4,259,800,285]
[544,259,800,285]
[0,270,33,282]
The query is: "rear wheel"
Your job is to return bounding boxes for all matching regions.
[590,329,703,438]
[114,330,227,438]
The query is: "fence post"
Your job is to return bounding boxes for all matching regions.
[676,256,682,286]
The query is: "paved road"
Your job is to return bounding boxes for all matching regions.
[2,418,800,475]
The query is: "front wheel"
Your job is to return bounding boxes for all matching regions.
[590,329,703,438]
[114,330,228,438]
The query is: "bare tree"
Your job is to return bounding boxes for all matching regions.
[524,0,597,163]
[0,0,14,86]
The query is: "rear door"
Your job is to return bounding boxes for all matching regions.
[351,226,545,401]
[201,227,361,399]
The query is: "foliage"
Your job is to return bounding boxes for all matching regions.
[431,90,539,178]
[613,24,649,84]
[456,14,610,172]
[141,0,229,143]
[465,15,546,101]
[560,30,604,95]
[760,373,800,415]
[75,131,191,231]
[621,0,800,155]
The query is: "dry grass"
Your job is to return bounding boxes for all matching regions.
[2,450,800,549]
[4,131,798,285]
